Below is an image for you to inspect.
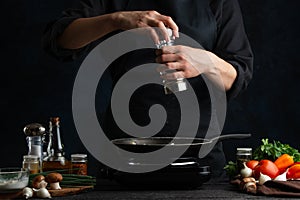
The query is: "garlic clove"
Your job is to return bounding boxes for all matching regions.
[240,162,253,178]
[259,172,271,185]
[22,187,33,199]
[274,171,287,181]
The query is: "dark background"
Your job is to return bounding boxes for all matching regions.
[1,0,299,176]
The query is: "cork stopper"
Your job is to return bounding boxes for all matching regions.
[50,117,60,124]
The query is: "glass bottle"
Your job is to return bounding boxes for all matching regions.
[22,155,40,174]
[156,28,188,95]
[71,154,88,175]
[42,117,70,173]
[26,136,43,163]
[236,147,252,172]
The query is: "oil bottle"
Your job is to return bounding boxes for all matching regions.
[42,117,70,173]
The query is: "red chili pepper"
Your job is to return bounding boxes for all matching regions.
[287,164,300,179]
[274,154,294,174]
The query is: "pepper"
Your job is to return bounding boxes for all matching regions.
[274,154,294,174]
[287,164,300,179]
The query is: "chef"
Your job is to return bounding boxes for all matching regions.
[42,0,253,181]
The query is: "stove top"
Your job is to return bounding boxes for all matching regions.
[98,157,211,189]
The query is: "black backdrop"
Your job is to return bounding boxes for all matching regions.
[1,0,299,176]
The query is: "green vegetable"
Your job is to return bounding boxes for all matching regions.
[253,138,300,162]
[224,138,300,178]
[224,161,238,178]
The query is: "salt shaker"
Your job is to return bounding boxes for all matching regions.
[23,123,46,164]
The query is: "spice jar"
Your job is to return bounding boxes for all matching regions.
[236,148,252,172]
[71,154,88,175]
[22,155,40,174]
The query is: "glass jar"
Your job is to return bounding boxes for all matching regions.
[236,148,252,172]
[22,155,40,174]
[71,154,88,175]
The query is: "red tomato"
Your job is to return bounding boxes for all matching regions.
[287,164,300,179]
[246,160,259,170]
[253,159,279,179]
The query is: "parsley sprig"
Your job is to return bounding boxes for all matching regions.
[253,138,300,162]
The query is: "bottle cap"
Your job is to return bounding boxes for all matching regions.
[50,117,60,123]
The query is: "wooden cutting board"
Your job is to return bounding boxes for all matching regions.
[49,186,94,197]
[0,186,94,199]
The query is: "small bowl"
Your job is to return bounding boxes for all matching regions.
[0,168,29,193]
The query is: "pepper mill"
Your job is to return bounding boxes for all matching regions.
[156,28,188,94]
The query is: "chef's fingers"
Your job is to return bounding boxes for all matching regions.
[155,13,179,38]
[155,45,179,56]
[156,52,180,63]
[144,11,179,41]
[156,62,182,73]
[160,71,185,80]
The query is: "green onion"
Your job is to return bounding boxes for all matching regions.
[29,170,96,187]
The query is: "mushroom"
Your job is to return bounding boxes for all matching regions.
[32,175,48,189]
[239,177,257,194]
[45,172,63,190]
[23,187,33,199]
[34,187,51,198]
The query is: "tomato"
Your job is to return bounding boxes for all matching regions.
[287,164,300,179]
[246,160,259,170]
[253,159,279,179]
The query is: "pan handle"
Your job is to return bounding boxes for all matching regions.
[209,132,252,142]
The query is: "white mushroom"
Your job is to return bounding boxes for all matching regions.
[32,175,48,189]
[22,187,33,199]
[45,172,63,190]
[34,187,51,198]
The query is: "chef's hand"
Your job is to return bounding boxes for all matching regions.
[155,45,237,91]
[113,10,179,44]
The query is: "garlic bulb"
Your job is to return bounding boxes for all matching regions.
[240,162,253,178]
[34,188,51,198]
[259,172,271,185]
[23,187,33,199]
[274,171,287,181]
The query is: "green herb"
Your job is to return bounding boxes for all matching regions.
[224,161,238,178]
[253,138,300,162]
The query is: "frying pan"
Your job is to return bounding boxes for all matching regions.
[112,133,251,158]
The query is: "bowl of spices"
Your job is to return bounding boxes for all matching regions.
[0,168,29,193]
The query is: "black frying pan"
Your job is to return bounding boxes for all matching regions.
[112,133,251,158]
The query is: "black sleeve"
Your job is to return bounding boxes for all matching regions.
[41,0,128,62]
[212,0,254,101]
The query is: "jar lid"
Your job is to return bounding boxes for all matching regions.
[71,154,87,158]
[236,148,252,151]
[23,155,39,160]
[236,148,252,155]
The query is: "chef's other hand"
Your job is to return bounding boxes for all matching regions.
[155,45,214,79]
[155,45,236,91]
